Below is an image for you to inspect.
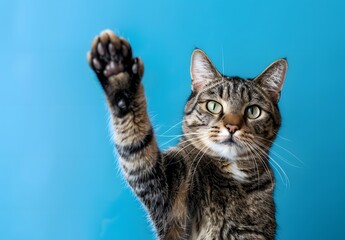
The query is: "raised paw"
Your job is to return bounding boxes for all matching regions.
[87,30,144,93]
[87,30,144,117]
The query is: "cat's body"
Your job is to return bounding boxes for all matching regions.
[161,144,276,240]
[88,30,287,240]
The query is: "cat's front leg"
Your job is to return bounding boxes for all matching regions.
[87,30,168,236]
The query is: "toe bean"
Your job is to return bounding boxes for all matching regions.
[118,64,124,72]
[117,99,127,110]
[92,58,102,70]
[119,37,131,56]
[108,43,116,57]
[132,63,138,74]
[122,45,128,58]
[97,42,105,56]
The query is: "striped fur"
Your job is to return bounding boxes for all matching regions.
[88,30,287,240]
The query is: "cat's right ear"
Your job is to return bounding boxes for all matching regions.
[253,59,288,103]
[190,49,221,92]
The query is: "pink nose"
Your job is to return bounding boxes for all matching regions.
[226,124,240,134]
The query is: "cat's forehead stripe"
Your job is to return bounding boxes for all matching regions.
[203,79,252,100]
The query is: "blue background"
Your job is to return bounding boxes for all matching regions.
[1,0,344,239]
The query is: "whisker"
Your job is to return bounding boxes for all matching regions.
[275,133,292,142]
[250,142,290,188]
[238,140,261,187]
[241,140,274,186]
[190,145,209,180]
[159,131,205,147]
[160,120,186,135]
[157,132,204,138]
[165,136,211,165]
[254,135,304,167]
[254,140,302,168]
[199,80,224,95]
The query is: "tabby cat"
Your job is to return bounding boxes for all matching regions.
[87,29,287,240]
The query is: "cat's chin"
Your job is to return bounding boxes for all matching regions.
[204,139,240,161]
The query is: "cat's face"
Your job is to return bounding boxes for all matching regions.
[183,50,287,161]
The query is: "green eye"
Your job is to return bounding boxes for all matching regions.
[246,105,261,119]
[206,100,223,114]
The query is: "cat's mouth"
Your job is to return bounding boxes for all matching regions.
[220,136,238,146]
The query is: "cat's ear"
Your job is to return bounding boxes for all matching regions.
[190,49,221,92]
[254,59,288,103]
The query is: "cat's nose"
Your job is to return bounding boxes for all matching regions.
[224,113,242,134]
[225,124,240,134]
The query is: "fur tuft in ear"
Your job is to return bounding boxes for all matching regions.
[190,49,221,92]
[254,59,288,103]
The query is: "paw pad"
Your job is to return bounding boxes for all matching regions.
[87,30,143,87]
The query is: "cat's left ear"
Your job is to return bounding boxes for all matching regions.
[254,59,288,103]
[190,49,221,92]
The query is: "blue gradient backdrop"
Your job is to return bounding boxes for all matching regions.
[1,0,345,239]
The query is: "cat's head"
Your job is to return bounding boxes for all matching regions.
[183,49,287,161]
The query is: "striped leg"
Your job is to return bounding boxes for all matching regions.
[88,30,169,235]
